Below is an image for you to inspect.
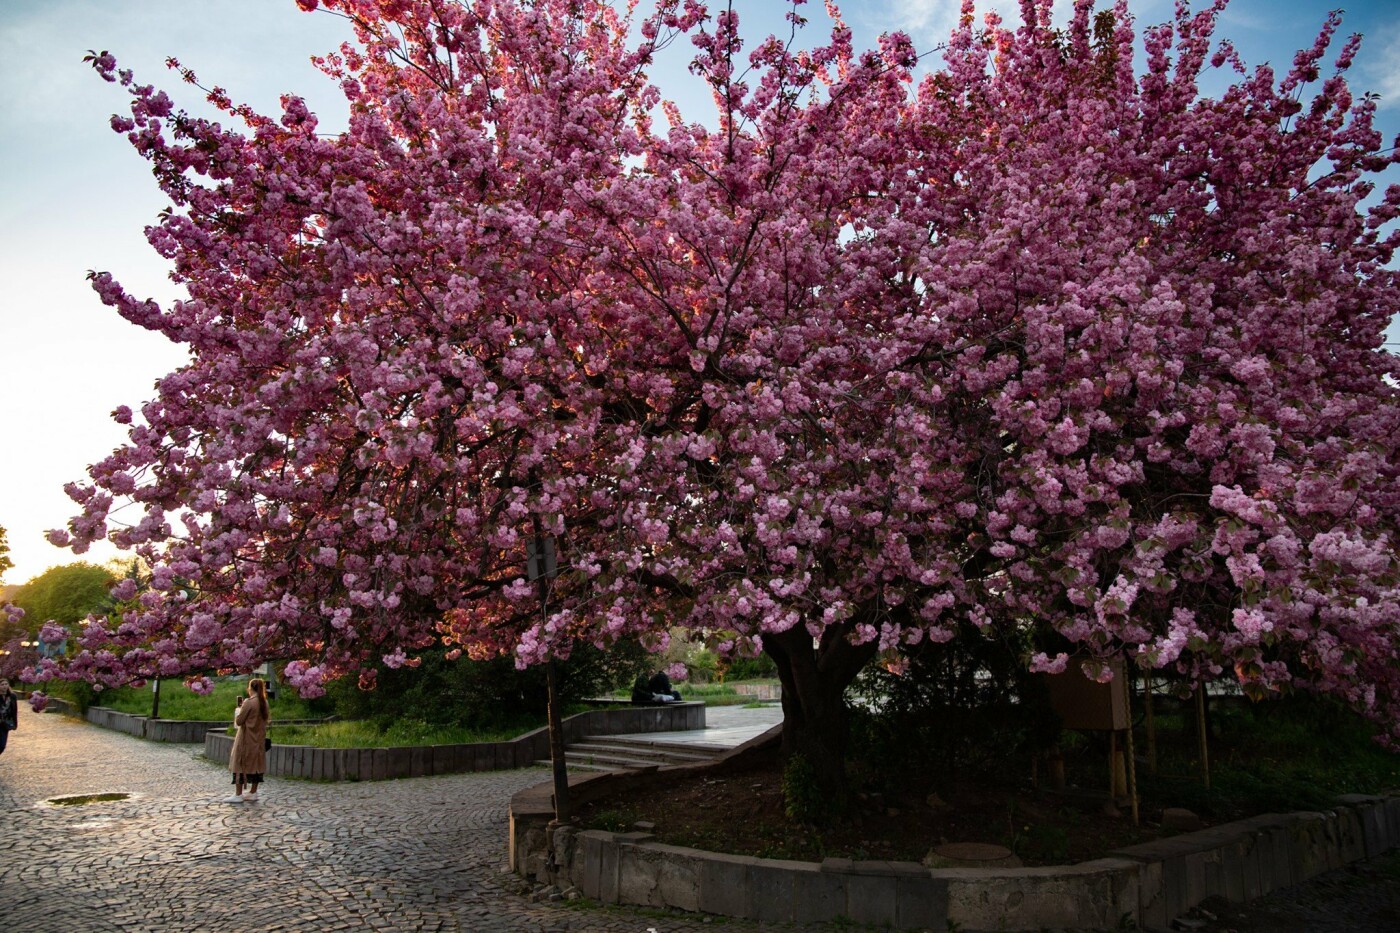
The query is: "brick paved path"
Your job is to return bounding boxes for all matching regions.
[0,710,785,933]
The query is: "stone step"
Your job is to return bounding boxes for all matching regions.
[578,735,732,756]
[535,758,615,773]
[561,750,685,770]
[566,742,717,764]
[535,753,662,772]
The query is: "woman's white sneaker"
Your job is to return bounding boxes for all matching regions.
[222,794,245,803]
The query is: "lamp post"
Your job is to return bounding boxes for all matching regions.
[528,529,570,823]
[151,677,161,720]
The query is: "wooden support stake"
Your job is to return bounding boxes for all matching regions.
[1143,674,1157,776]
[1196,684,1211,791]
[1124,718,1140,826]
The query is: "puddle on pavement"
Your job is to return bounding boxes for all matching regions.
[46,792,131,807]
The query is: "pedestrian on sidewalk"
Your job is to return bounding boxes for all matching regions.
[225,677,270,803]
[0,679,17,756]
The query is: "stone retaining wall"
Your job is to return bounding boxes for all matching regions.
[34,695,75,715]
[203,702,705,781]
[515,781,1400,930]
[82,706,327,743]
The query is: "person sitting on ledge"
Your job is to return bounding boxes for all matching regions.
[648,670,683,702]
[630,671,682,704]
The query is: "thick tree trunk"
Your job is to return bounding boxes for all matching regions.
[763,621,878,819]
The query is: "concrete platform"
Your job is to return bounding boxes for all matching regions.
[610,703,783,749]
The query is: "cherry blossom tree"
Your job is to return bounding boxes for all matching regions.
[33,0,1400,803]
[899,0,1400,737]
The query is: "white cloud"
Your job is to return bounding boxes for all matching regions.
[870,0,1024,48]
[863,0,1177,51]
[1362,24,1400,111]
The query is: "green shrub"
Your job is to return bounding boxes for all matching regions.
[723,653,777,681]
[96,677,331,721]
[35,678,96,713]
[326,640,649,730]
[848,623,1060,796]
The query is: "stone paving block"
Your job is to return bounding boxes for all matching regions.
[894,866,947,929]
[361,747,380,778]
[791,862,846,925]
[1266,823,1296,893]
[942,862,1140,932]
[1182,847,1211,910]
[293,745,309,779]
[618,844,667,908]
[577,831,606,898]
[652,845,703,913]
[1239,830,1263,902]
[1376,798,1400,849]
[842,867,899,927]
[386,747,411,779]
[336,747,354,780]
[698,851,755,919]
[746,857,801,923]
[1216,837,1248,903]
[1288,813,1328,884]
[595,833,621,903]
[1358,801,1391,858]
[1331,808,1366,867]
[1079,858,1143,929]
[1195,845,1223,899]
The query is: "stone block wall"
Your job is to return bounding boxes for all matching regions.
[81,706,325,744]
[516,792,1400,931]
[203,702,705,781]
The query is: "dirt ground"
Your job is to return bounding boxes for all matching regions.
[576,746,1158,866]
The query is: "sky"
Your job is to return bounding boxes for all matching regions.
[1,0,1398,587]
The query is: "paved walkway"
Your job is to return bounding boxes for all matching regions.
[0,707,788,933]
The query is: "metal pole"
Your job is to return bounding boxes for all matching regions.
[151,677,161,720]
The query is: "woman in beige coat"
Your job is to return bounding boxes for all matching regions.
[225,678,270,803]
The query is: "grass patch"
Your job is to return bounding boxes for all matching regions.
[93,677,328,722]
[605,678,777,707]
[48,793,129,806]
[1128,696,1400,820]
[267,717,545,748]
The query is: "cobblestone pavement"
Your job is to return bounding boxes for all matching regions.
[0,710,794,933]
[8,710,1400,933]
[1180,850,1400,933]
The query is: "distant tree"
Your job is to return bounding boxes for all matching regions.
[12,563,116,632]
[0,525,13,585]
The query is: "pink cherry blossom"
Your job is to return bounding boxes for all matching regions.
[35,0,1400,789]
